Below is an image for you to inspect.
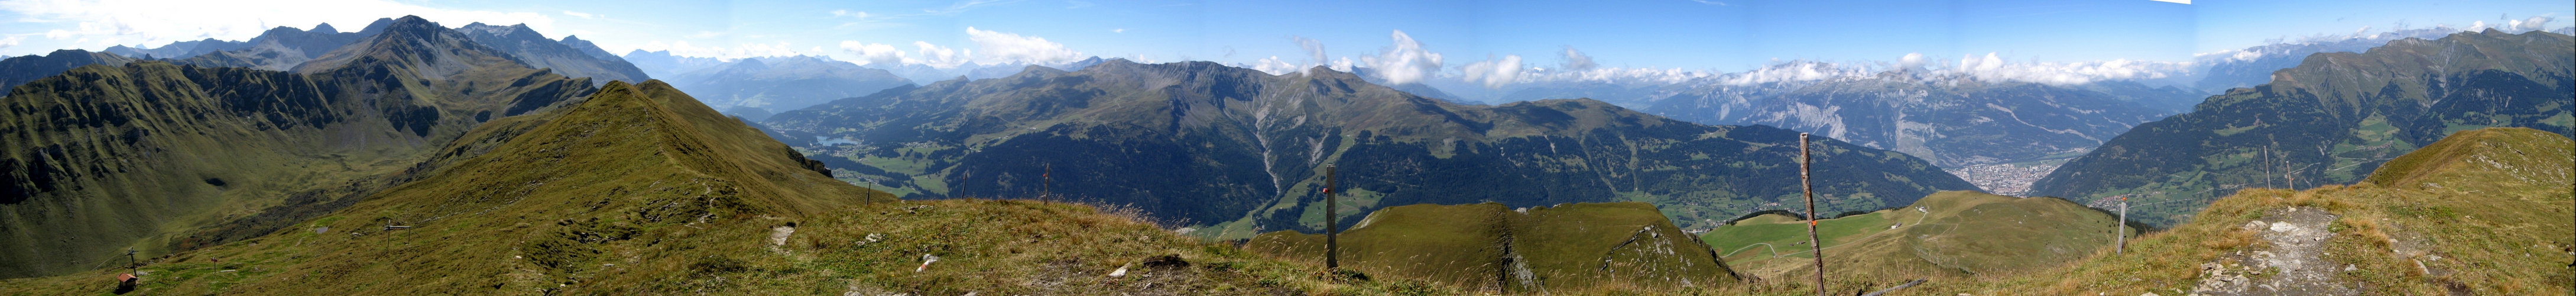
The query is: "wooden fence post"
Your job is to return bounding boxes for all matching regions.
[1801,133,1824,296]
[1326,165,1339,270]
[1042,163,1052,204]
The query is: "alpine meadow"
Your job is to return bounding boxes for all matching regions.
[0,1,2568,295]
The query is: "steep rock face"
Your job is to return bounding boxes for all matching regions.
[0,15,598,278]
[765,60,1972,237]
[452,22,654,85]
[1248,202,1739,293]
[666,56,914,112]
[2029,30,2574,227]
[0,50,140,91]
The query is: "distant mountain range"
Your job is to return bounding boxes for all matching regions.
[619,52,1136,117]
[2188,27,2516,92]
[452,22,653,86]
[761,60,1975,239]
[80,17,647,86]
[637,54,914,114]
[99,19,394,59]
[1652,71,2198,168]
[0,15,603,279]
[0,49,139,91]
[166,22,375,70]
[2030,29,2574,227]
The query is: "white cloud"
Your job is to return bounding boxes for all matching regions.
[2467,21,2490,31]
[1359,30,1442,85]
[830,9,868,18]
[0,0,553,49]
[965,27,1080,65]
[1559,46,1597,70]
[0,35,20,49]
[1111,28,1124,33]
[1719,60,1863,85]
[1246,56,1299,75]
[1460,54,1524,89]
[562,11,595,19]
[1947,52,2186,85]
[685,31,726,38]
[838,40,970,68]
[841,41,906,66]
[2507,15,2554,31]
[911,41,969,68]
[1289,36,1334,74]
[1899,53,1925,69]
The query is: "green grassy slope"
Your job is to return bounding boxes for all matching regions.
[0,80,1462,295]
[1246,201,1741,294]
[0,15,600,279]
[1706,190,2126,291]
[1935,127,2572,295]
[2030,30,2574,227]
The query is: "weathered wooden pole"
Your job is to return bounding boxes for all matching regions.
[1325,165,1339,270]
[1801,133,1823,296]
[1042,163,1052,204]
[2117,196,2127,255]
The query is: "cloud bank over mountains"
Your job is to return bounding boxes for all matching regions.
[2194,16,2559,64]
[826,27,1082,69]
[1224,30,2192,91]
[2,0,554,50]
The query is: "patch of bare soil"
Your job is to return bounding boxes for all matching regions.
[2191,207,2357,295]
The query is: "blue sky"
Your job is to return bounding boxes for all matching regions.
[2,0,2568,75]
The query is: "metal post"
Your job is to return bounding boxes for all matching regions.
[1325,165,1339,270]
[1800,133,1823,296]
